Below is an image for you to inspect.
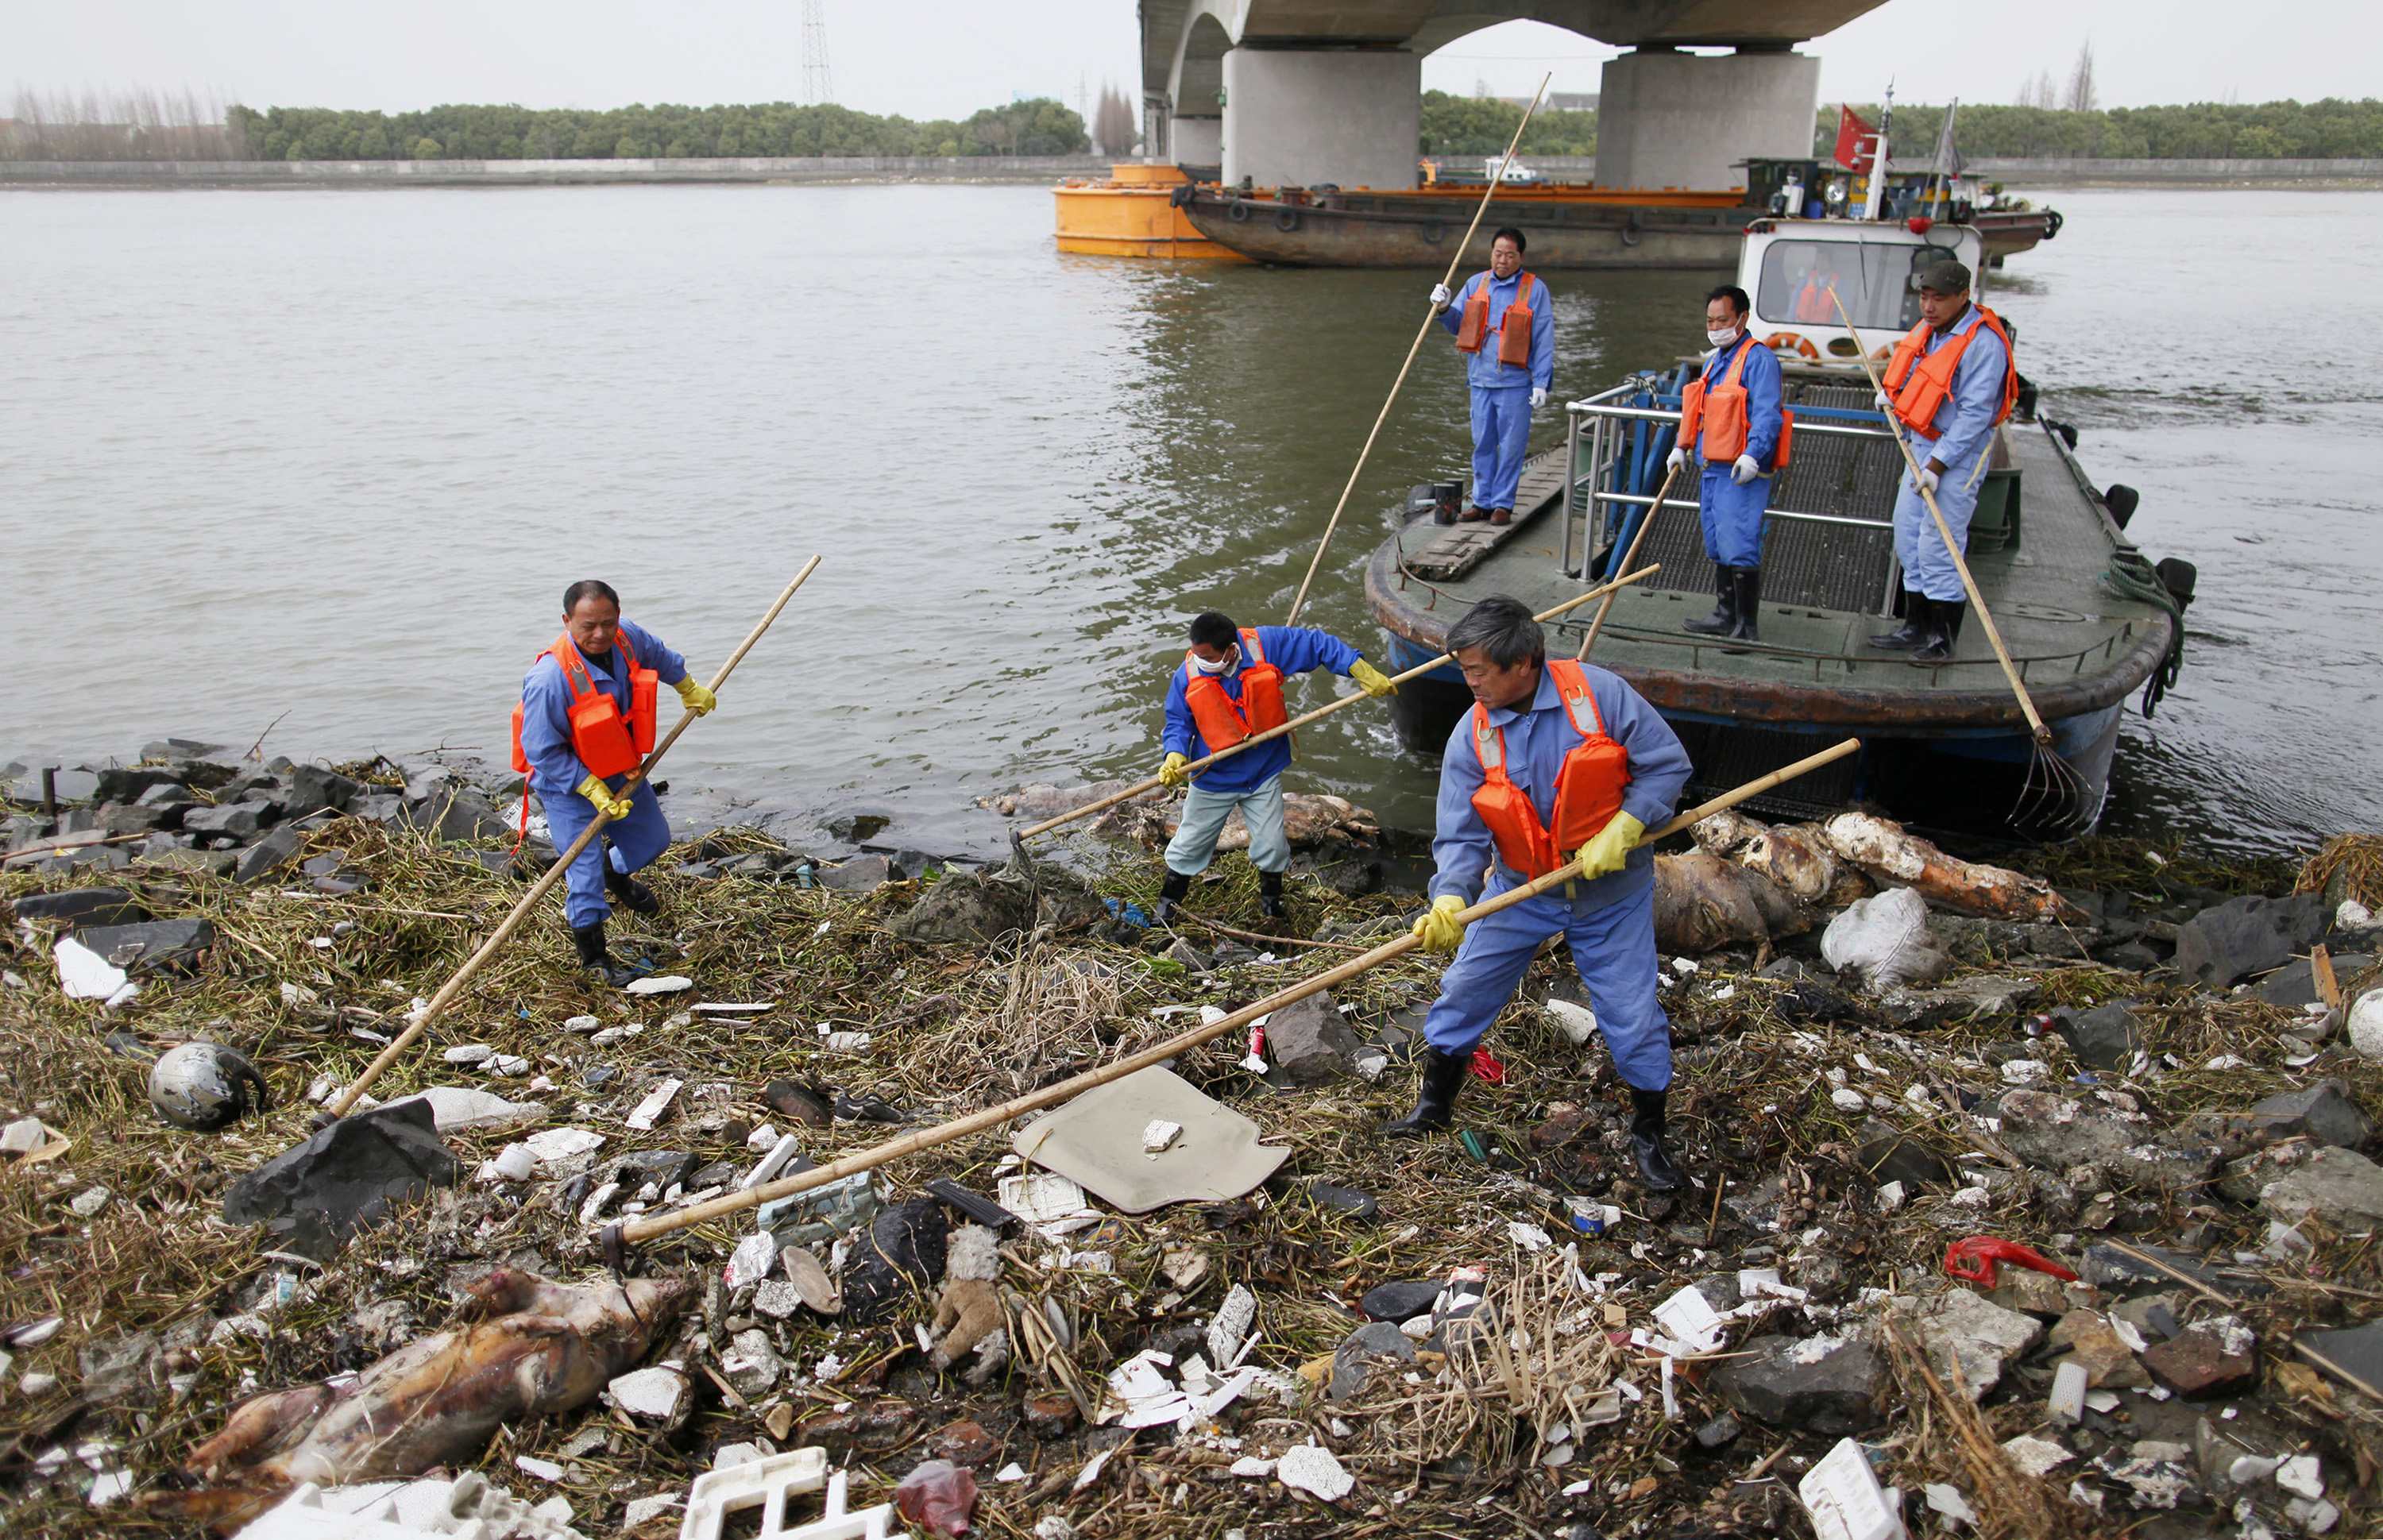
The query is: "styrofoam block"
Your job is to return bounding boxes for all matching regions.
[1798,1438,1906,1540]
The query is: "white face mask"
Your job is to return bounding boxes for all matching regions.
[1707,326,1741,349]
[1189,648,1236,677]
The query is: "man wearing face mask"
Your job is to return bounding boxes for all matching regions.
[1867,260,2018,662]
[512,579,716,986]
[1396,595,1694,1191]
[1155,611,1396,924]
[1430,228,1555,526]
[1667,285,1786,643]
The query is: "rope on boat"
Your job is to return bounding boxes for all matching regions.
[2099,548,2188,719]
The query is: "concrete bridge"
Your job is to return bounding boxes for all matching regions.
[1142,0,1888,191]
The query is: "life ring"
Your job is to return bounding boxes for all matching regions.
[1274,208,1301,232]
[1226,197,1250,223]
[1763,331,1821,359]
[1872,343,1895,361]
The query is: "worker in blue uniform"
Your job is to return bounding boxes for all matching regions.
[1667,284,1786,642]
[1156,610,1396,924]
[1431,227,1555,527]
[1393,595,1694,1191]
[1867,259,2018,662]
[515,579,715,986]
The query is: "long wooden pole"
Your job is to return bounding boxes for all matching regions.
[607,736,1859,1250]
[1280,72,1553,628]
[1016,563,1660,841]
[323,557,823,1120]
[1826,287,2050,747]
[1576,461,1682,659]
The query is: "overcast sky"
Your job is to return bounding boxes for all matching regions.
[12,0,2373,122]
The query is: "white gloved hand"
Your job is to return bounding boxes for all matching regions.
[1873,388,1893,413]
[1916,465,1941,495]
[1430,283,1453,309]
[1665,446,1688,476]
[1530,387,1548,410]
[1731,454,1760,486]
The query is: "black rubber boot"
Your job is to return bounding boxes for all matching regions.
[1154,870,1192,926]
[1682,566,1738,635]
[571,921,635,988]
[1629,1086,1684,1191]
[1258,870,1286,921]
[1728,566,1762,643]
[604,858,660,916]
[1912,600,1967,663]
[1385,1048,1470,1137]
[1869,592,1931,650]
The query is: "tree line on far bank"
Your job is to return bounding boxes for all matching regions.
[1419,88,2383,162]
[0,91,1091,161]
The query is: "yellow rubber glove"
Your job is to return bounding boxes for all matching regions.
[576,774,635,822]
[1411,894,1469,955]
[1350,659,1397,699]
[1573,810,1647,878]
[674,677,717,716]
[1157,752,1192,789]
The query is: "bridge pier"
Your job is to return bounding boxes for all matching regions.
[1219,47,1420,191]
[1593,47,1821,191]
[1170,115,1222,168]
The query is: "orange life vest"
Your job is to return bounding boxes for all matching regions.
[1468,659,1632,881]
[1791,276,1834,324]
[1454,271,1537,369]
[1677,336,1794,470]
[1182,628,1288,755]
[510,631,657,782]
[1880,306,2018,442]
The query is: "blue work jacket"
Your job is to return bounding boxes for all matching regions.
[1439,268,1556,394]
[518,619,688,796]
[1430,662,1692,913]
[1160,626,1365,797]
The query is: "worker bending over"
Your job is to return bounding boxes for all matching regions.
[1156,611,1395,924]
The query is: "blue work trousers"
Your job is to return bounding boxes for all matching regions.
[1468,384,1532,512]
[1422,878,1672,1091]
[1165,775,1290,876]
[539,781,672,929]
[1697,461,1771,569]
[1894,456,1986,603]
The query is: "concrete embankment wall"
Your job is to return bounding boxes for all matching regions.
[0,154,1113,188]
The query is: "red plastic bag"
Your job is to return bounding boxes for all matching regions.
[895,1459,979,1536]
[1944,1236,2078,1289]
[1468,1048,1505,1084]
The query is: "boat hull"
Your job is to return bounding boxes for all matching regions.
[1180,188,1748,270]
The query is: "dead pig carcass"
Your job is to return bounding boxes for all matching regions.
[187,1269,691,1492]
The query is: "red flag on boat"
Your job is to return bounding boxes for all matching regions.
[1833,104,1879,172]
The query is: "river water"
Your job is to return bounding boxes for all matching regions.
[3,184,2376,858]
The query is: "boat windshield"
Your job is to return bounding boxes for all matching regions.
[1758,238,1954,330]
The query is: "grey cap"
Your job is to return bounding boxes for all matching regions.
[1911,259,1972,295]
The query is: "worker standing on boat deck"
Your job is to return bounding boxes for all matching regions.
[1667,284,1785,643]
[512,579,716,987]
[1393,595,1694,1192]
[1155,611,1396,925]
[1867,259,2018,663]
[1430,227,1555,527]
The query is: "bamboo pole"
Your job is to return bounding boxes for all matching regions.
[1280,72,1554,628]
[1826,285,2050,747]
[1576,461,1682,659]
[322,557,823,1120]
[1015,564,1659,841]
[606,735,1860,1250]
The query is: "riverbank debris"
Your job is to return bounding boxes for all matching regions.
[4,743,2381,1536]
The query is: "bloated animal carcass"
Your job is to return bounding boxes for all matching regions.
[1693,811,1871,907]
[187,1269,690,1492]
[980,782,1378,851]
[1652,852,1814,953]
[1820,812,2086,923]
